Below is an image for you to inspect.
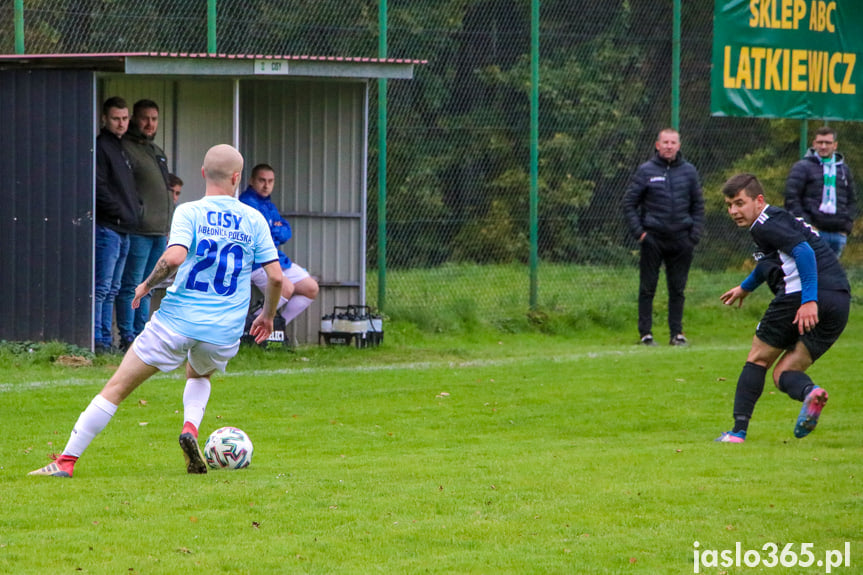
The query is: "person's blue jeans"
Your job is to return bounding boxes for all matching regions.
[94,225,130,348]
[116,234,167,340]
[817,231,847,258]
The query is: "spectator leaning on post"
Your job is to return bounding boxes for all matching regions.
[94,96,141,354]
[784,126,857,258]
[623,128,705,347]
[117,99,174,352]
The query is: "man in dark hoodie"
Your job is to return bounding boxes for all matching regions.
[785,126,857,258]
[623,128,704,347]
[117,99,174,351]
[95,96,140,354]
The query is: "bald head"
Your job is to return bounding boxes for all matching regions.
[202,144,244,195]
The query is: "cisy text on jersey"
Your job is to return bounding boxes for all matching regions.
[207,211,243,230]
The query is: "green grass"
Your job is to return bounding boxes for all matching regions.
[367,263,776,337]
[2,271,862,574]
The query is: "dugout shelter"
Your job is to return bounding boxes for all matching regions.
[0,52,421,348]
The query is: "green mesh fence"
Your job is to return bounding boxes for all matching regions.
[5,0,862,331]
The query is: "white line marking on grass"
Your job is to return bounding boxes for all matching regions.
[0,344,748,393]
[0,372,180,393]
[224,345,747,380]
[0,377,104,393]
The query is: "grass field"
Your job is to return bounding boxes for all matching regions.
[2,271,862,574]
[367,264,781,337]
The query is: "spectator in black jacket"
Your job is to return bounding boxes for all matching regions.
[623,128,704,346]
[95,96,141,354]
[784,126,856,258]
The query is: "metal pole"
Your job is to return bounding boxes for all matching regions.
[232,79,240,151]
[377,0,388,311]
[671,0,681,130]
[208,0,217,54]
[800,120,809,158]
[14,0,25,54]
[529,0,539,309]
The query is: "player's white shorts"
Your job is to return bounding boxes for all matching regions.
[132,314,240,375]
[250,263,311,307]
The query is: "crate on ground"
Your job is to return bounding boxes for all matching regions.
[240,301,290,349]
[319,305,383,348]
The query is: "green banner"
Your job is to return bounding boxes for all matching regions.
[712,0,862,120]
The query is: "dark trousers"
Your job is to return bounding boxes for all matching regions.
[638,234,694,337]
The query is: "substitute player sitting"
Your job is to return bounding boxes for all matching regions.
[29,145,282,477]
[239,163,319,329]
[715,173,850,443]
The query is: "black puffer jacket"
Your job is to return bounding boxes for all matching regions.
[95,127,141,233]
[623,151,704,243]
[784,150,856,234]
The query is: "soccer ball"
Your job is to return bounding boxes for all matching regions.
[204,426,253,469]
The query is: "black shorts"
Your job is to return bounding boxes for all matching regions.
[756,290,850,362]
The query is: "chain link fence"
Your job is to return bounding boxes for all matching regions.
[4,0,861,331]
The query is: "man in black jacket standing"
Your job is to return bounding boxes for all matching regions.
[94,96,141,354]
[623,128,704,346]
[784,126,856,258]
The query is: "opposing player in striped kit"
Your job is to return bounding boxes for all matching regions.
[716,173,850,443]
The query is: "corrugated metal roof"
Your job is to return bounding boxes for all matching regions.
[0,51,426,64]
[0,52,426,79]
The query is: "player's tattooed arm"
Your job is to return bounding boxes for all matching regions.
[133,245,186,308]
[144,258,174,290]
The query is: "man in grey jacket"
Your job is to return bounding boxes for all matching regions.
[785,126,857,258]
[623,128,704,346]
[116,99,174,351]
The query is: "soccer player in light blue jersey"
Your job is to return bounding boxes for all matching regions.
[30,145,283,478]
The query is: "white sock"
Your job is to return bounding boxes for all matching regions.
[183,377,211,430]
[279,295,314,324]
[63,394,118,458]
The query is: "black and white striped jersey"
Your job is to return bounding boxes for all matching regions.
[750,205,849,297]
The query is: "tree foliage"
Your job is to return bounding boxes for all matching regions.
[11,0,861,269]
